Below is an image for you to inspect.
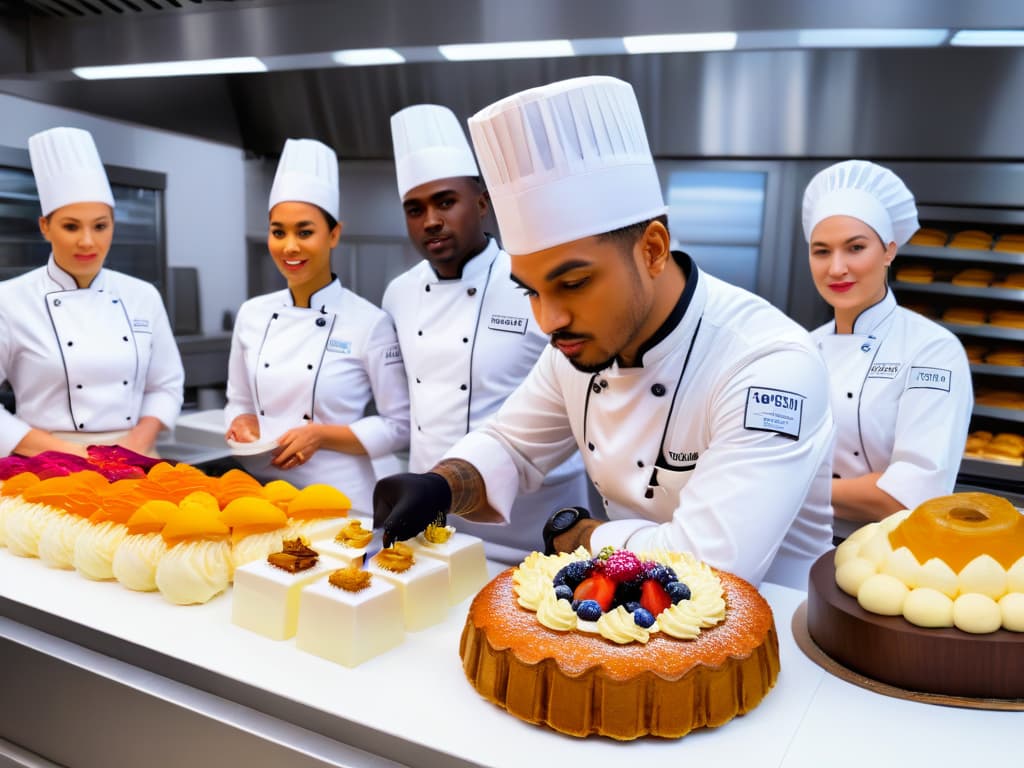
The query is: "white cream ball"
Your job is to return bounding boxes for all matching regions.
[882,546,922,588]
[958,555,1008,600]
[999,592,1024,632]
[857,573,908,616]
[836,557,878,597]
[952,593,1002,634]
[902,587,954,628]
[917,557,960,599]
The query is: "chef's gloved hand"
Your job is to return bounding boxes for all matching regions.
[373,472,452,548]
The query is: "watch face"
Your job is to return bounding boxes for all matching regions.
[550,507,580,533]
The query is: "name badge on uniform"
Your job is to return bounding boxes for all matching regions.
[744,387,805,440]
[907,366,951,392]
[327,339,351,354]
[867,362,901,379]
[132,318,150,332]
[383,342,403,366]
[488,314,528,335]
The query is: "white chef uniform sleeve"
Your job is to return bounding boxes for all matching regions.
[138,287,184,429]
[347,314,410,457]
[444,347,579,523]
[875,335,973,509]
[223,303,257,428]
[0,309,33,456]
[590,344,834,586]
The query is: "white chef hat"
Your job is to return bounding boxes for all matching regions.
[28,127,115,217]
[802,160,919,247]
[391,104,480,199]
[468,75,666,255]
[268,138,340,221]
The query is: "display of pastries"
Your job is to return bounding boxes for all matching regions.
[895,265,934,284]
[976,389,1024,410]
[984,346,1024,367]
[990,309,1024,328]
[941,306,986,325]
[952,268,995,287]
[966,431,1024,466]
[994,236,1024,254]
[948,229,994,250]
[908,227,947,247]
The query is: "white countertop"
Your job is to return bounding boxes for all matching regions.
[0,546,1017,767]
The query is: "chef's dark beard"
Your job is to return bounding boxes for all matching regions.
[566,350,616,373]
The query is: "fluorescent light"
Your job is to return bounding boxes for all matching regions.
[331,48,406,66]
[797,28,948,48]
[438,39,574,61]
[73,56,266,80]
[622,32,737,54]
[951,29,1024,47]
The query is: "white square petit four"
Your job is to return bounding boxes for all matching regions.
[312,536,370,567]
[295,576,404,667]
[407,531,488,605]
[231,555,344,640]
[297,513,372,543]
[368,554,449,631]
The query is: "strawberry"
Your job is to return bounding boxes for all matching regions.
[640,579,672,616]
[573,573,616,612]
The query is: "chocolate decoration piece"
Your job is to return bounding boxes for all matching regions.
[267,538,319,573]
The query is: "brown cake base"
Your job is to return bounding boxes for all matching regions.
[459,568,779,740]
[807,550,1024,700]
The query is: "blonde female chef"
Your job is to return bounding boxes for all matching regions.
[224,138,410,513]
[802,160,972,539]
[0,126,183,458]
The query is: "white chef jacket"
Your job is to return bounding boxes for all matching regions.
[382,238,589,563]
[225,277,410,514]
[446,253,835,588]
[0,256,184,456]
[812,289,972,539]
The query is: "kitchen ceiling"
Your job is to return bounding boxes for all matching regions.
[1,0,1023,159]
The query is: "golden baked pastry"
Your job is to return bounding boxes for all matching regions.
[994,270,1024,287]
[949,229,994,250]
[942,306,986,325]
[952,268,995,287]
[963,344,988,364]
[460,549,779,740]
[894,265,934,283]
[976,390,1024,409]
[984,347,1024,367]
[994,237,1024,254]
[908,228,947,247]
[964,430,992,457]
[990,310,1024,328]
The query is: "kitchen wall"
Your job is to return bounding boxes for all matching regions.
[0,92,246,336]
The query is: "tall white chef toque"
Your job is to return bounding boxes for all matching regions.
[391,104,480,199]
[467,75,666,255]
[28,127,115,217]
[802,160,919,247]
[268,138,340,221]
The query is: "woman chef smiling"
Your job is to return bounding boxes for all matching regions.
[224,139,410,513]
[0,127,183,458]
[802,160,972,540]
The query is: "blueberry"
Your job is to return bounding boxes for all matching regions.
[633,608,655,628]
[576,599,603,621]
[553,585,574,602]
[666,581,691,602]
[645,565,678,586]
[623,601,642,613]
[571,599,581,611]
[555,560,593,590]
[614,579,642,605]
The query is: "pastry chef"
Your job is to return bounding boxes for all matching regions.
[224,138,410,513]
[0,126,183,458]
[373,76,835,588]
[802,160,972,540]
[381,104,589,564]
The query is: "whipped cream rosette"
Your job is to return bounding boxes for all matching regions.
[113,499,177,592]
[154,491,232,605]
[8,471,107,560]
[0,472,41,549]
[512,547,726,644]
[72,478,145,580]
[220,496,291,569]
[285,484,353,541]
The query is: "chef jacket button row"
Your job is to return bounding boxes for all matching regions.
[591,380,610,394]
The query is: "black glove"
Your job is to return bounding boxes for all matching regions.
[373,472,453,548]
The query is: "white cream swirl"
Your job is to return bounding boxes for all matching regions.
[231,529,289,570]
[155,540,232,605]
[73,522,128,580]
[113,533,168,592]
[536,590,578,631]
[512,549,726,644]
[5,502,62,558]
[596,605,652,644]
[37,514,91,569]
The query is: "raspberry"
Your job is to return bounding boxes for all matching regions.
[644,564,678,586]
[666,581,692,603]
[553,560,593,589]
[603,550,643,583]
[576,599,602,621]
[632,607,655,628]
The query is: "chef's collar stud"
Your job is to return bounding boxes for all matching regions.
[860,343,871,352]
[467,287,477,296]
[651,383,667,396]
[316,317,327,327]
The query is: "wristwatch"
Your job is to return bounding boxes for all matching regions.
[542,506,591,556]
